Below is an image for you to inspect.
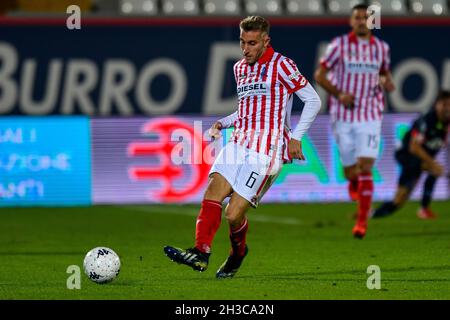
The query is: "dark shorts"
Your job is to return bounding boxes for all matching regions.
[395,150,422,190]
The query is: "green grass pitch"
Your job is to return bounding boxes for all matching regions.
[0,201,449,300]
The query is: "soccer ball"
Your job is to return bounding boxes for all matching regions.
[83,247,121,284]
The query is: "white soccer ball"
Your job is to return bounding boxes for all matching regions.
[83,247,121,284]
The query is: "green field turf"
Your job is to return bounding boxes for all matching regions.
[0,201,449,300]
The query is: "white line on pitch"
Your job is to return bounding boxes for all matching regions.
[119,205,301,225]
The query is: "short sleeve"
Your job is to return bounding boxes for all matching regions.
[380,41,391,73]
[278,58,309,95]
[411,118,426,143]
[320,37,341,70]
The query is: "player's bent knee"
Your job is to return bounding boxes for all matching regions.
[344,166,358,180]
[357,158,375,173]
[225,206,245,227]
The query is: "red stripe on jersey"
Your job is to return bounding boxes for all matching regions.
[365,44,374,122]
[336,36,345,121]
[257,62,269,154]
[257,68,267,153]
[242,63,251,145]
[372,42,381,121]
[351,75,357,122]
[357,44,367,122]
[276,85,285,156]
[241,64,253,147]
[343,41,351,122]
[323,44,338,68]
[235,61,246,144]
[232,59,244,132]
[358,73,366,122]
[279,62,295,92]
[234,60,243,84]
[257,96,266,153]
[352,42,361,123]
[266,54,282,156]
[247,63,263,150]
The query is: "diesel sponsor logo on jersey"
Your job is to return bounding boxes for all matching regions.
[237,82,268,99]
[346,62,379,73]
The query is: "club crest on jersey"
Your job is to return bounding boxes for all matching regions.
[261,65,267,77]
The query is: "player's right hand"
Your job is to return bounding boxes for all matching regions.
[288,139,305,161]
[338,92,355,108]
[208,121,223,140]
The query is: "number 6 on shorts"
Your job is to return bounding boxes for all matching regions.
[245,171,259,189]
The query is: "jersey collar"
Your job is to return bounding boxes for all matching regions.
[257,45,275,64]
[349,31,376,45]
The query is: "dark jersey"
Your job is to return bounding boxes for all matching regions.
[397,110,448,159]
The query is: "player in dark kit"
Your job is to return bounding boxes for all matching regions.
[373,90,450,219]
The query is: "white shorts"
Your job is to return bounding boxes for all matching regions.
[209,142,282,208]
[332,120,382,167]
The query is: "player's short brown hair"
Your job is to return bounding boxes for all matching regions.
[239,16,270,36]
[437,90,450,101]
[352,4,368,12]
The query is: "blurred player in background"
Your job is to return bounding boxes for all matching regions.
[314,4,395,239]
[372,90,450,219]
[164,16,321,278]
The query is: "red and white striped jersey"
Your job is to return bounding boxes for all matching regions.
[231,46,309,161]
[320,32,391,123]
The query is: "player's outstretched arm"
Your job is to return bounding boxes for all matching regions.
[208,111,238,139]
[217,111,238,129]
[289,83,322,160]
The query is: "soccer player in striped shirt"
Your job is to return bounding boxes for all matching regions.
[315,4,396,239]
[164,16,321,277]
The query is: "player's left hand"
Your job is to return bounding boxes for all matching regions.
[288,139,305,160]
[208,121,223,140]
